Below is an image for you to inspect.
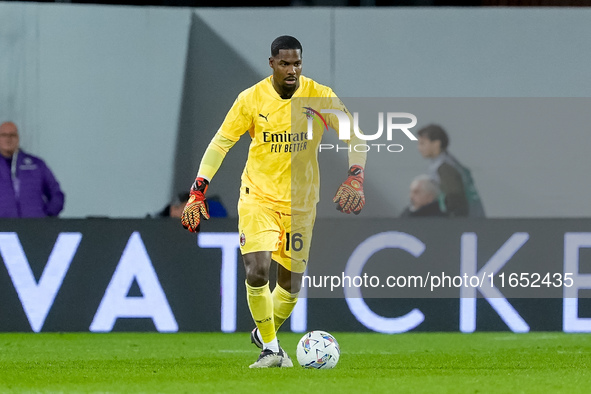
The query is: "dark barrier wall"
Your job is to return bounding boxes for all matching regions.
[0,219,590,333]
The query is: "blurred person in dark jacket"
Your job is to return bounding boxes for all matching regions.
[417,124,485,218]
[400,175,446,218]
[0,121,65,218]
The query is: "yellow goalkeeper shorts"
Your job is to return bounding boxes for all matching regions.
[237,198,316,274]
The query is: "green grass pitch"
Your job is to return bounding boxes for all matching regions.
[0,332,590,393]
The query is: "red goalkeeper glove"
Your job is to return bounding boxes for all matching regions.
[181,177,210,233]
[333,165,365,215]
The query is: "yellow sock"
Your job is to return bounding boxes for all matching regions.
[272,283,299,332]
[245,280,276,343]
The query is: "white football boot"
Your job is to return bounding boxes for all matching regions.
[249,348,283,368]
[250,327,293,368]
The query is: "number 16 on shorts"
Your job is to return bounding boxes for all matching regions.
[285,232,304,252]
[284,231,310,273]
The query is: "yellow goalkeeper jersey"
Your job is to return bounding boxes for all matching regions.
[217,75,357,213]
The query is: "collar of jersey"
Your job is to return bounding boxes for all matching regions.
[268,75,304,101]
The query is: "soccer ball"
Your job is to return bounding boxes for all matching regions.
[296,330,340,369]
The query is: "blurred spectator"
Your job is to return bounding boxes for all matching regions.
[0,121,65,218]
[158,192,190,218]
[417,124,485,218]
[158,192,228,218]
[206,195,229,218]
[400,175,446,218]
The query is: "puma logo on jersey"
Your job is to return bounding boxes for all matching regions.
[259,113,269,122]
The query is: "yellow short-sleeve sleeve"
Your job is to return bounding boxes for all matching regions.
[218,91,255,141]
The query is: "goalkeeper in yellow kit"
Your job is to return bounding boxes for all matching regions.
[181,36,366,368]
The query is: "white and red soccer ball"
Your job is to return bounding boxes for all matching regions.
[296,330,340,369]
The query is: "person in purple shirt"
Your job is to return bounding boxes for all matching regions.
[0,121,65,218]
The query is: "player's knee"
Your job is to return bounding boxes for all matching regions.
[243,252,272,287]
[278,274,302,293]
[245,266,269,287]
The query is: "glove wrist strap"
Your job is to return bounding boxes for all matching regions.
[348,165,364,179]
[191,177,209,194]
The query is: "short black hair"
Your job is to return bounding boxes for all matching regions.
[417,124,449,150]
[271,36,302,57]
